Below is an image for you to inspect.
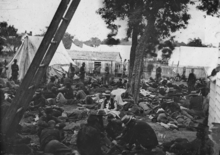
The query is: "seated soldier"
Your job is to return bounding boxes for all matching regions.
[40,120,71,155]
[175,73,181,81]
[47,76,57,92]
[117,115,158,151]
[84,77,92,86]
[42,86,57,99]
[180,90,209,120]
[63,75,72,86]
[123,80,128,88]
[121,83,133,101]
[75,89,87,101]
[37,108,62,136]
[75,89,95,105]
[90,78,99,88]
[109,77,116,86]
[77,114,103,155]
[29,90,47,110]
[60,73,66,85]
[101,90,117,111]
[105,117,123,140]
[55,82,75,105]
[116,78,124,88]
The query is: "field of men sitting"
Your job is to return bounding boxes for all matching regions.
[0,63,213,155]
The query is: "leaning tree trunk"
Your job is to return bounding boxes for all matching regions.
[131,18,155,104]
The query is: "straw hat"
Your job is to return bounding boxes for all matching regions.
[97,109,107,116]
[121,115,134,125]
[73,75,80,80]
[189,91,199,96]
[103,90,111,96]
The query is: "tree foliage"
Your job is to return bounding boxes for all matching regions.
[97,0,191,55]
[0,22,21,53]
[84,37,102,47]
[187,38,207,47]
[62,32,74,49]
[102,36,120,45]
[98,0,220,103]
[197,0,220,16]
[158,40,175,60]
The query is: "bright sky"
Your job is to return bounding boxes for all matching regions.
[0,0,220,46]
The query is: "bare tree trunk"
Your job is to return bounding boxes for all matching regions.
[128,27,138,81]
[128,27,138,95]
[131,18,155,104]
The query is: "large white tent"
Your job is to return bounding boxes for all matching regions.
[97,45,131,61]
[7,36,76,80]
[157,46,219,76]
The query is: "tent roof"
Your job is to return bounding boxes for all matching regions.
[7,36,75,80]
[69,44,131,61]
[82,44,96,51]
[70,42,83,51]
[97,45,131,61]
[168,46,219,67]
[68,50,121,62]
[160,46,219,75]
[26,36,75,66]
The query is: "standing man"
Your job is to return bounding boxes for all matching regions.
[104,64,110,85]
[114,65,118,77]
[188,68,197,93]
[11,59,19,82]
[123,59,127,78]
[156,65,162,81]
[80,62,86,82]
[68,63,75,79]
[181,67,186,81]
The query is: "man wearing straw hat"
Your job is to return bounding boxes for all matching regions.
[100,90,120,118]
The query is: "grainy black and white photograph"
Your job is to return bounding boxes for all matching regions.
[0,0,220,155]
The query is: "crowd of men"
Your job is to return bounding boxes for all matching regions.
[1,61,220,155]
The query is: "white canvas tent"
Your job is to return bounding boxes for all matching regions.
[7,36,76,80]
[70,43,83,51]
[82,44,96,51]
[156,46,219,76]
[169,46,219,75]
[97,45,131,61]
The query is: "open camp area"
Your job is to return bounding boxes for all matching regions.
[1,0,220,155]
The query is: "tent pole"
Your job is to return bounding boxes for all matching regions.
[111,61,113,75]
[1,0,81,137]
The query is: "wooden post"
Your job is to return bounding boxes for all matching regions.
[1,0,81,136]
